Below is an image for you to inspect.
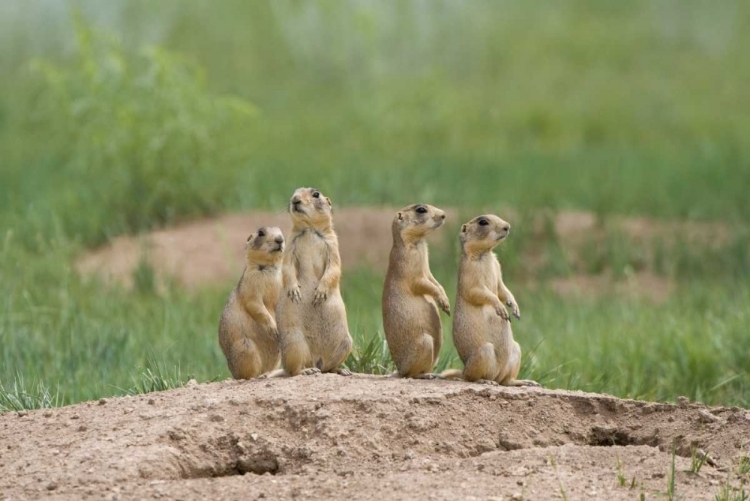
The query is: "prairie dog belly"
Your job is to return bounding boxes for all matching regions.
[294,231,328,286]
[385,283,438,325]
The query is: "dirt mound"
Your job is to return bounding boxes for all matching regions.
[75,207,728,300]
[547,271,675,303]
[1,376,748,500]
[76,207,457,290]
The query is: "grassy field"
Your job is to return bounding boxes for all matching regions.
[1,1,749,410]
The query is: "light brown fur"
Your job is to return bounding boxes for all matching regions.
[272,187,353,377]
[451,215,539,387]
[382,204,451,379]
[218,227,285,379]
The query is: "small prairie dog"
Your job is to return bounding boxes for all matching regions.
[218,227,285,379]
[450,215,539,386]
[274,187,353,377]
[382,204,451,379]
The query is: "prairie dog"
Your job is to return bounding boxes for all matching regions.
[382,204,451,379]
[218,227,285,379]
[273,187,353,377]
[451,215,538,386]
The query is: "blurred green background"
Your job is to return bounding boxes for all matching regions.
[1,0,748,410]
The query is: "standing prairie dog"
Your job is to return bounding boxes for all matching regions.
[450,215,539,386]
[273,187,353,377]
[382,204,451,379]
[218,227,285,379]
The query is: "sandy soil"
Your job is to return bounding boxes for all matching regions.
[1,376,748,501]
[546,272,675,304]
[76,207,442,290]
[74,207,709,302]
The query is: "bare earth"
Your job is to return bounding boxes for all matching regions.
[74,207,705,301]
[2,376,749,501]
[76,207,422,290]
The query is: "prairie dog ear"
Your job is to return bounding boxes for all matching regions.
[325,196,332,208]
[461,224,467,233]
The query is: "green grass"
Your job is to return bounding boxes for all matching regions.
[667,446,677,501]
[549,454,569,501]
[119,353,193,396]
[2,226,748,407]
[715,483,749,501]
[616,455,627,487]
[346,331,394,376]
[738,456,750,476]
[0,2,749,410]
[689,448,709,475]
[0,374,59,413]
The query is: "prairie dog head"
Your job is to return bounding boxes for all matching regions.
[245,226,285,265]
[288,187,333,229]
[460,214,511,255]
[393,204,447,243]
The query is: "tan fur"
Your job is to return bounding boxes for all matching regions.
[218,227,285,379]
[273,187,353,377]
[382,204,451,379]
[451,215,539,387]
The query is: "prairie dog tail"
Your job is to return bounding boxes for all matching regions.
[439,369,464,380]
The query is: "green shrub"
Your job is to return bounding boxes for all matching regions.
[31,14,257,246]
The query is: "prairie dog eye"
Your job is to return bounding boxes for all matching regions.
[257,230,265,237]
[312,191,320,198]
[415,206,427,214]
[478,218,489,226]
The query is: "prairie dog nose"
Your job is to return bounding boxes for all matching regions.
[503,224,511,232]
[274,236,284,244]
